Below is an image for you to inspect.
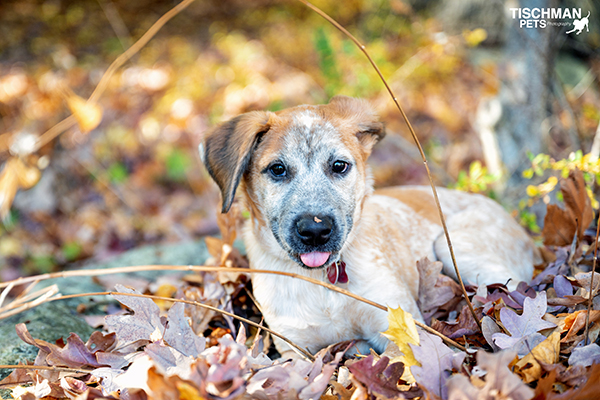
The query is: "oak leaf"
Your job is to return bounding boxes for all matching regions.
[347,355,405,399]
[105,284,164,345]
[492,291,556,353]
[410,331,466,399]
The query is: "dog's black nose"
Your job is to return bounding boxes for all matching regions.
[296,215,333,246]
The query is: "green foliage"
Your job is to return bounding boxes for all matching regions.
[523,151,600,209]
[62,241,83,262]
[165,148,192,182]
[518,209,541,234]
[314,27,342,97]
[520,151,600,232]
[29,254,55,274]
[452,161,500,197]
[107,162,129,184]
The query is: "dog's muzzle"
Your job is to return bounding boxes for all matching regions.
[294,214,337,268]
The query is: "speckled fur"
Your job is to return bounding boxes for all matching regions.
[201,96,540,357]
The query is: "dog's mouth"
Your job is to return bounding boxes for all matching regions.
[299,251,331,268]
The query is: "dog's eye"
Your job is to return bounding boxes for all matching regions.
[332,160,349,174]
[269,163,286,177]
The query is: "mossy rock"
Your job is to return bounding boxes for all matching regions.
[0,239,211,388]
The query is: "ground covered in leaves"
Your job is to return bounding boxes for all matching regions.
[1,0,600,399]
[2,169,600,400]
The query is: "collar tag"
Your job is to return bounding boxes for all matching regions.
[327,261,348,284]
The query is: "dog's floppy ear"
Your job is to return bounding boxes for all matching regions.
[200,111,273,213]
[328,96,385,155]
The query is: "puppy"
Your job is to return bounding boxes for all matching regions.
[200,96,539,357]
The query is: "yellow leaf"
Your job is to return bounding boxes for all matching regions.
[156,283,177,310]
[514,331,560,383]
[463,28,488,47]
[381,306,420,369]
[177,381,207,400]
[526,185,539,197]
[67,94,103,133]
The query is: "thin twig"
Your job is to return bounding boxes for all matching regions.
[88,0,195,104]
[584,214,600,345]
[0,364,94,374]
[297,0,481,333]
[0,264,466,351]
[31,0,196,153]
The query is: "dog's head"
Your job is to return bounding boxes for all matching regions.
[200,96,385,269]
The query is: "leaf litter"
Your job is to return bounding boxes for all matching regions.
[2,174,600,399]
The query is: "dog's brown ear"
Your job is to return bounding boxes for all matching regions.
[328,96,385,155]
[201,111,273,213]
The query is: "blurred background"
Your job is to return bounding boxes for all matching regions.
[0,0,598,280]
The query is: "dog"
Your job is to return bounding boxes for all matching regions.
[566,11,590,35]
[200,96,539,357]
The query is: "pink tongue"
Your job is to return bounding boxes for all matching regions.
[300,252,330,268]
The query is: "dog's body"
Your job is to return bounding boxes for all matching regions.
[201,96,539,357]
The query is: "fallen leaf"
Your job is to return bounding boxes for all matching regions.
[492,291,556,352]
[542,169,593,246]
[15,323,109,369]
[145,342,194,379]
[189,334,248,400]
[547,363,600,400]
[164,302,206,357]
[532,369,557,400]
[381,306,420,369]
[348,355,405,399]
[0,363,34,389]
[481,316,502,352]
[515,331,561,383]
[431,305,482,339]
[410,330,466,399]
[417,257,461,320]
[553,275,573,298]
[573,271,600,298]
[66,94,103,133]
[568,343,600,367]
[0,157,41,218]
[105,284,164,345]
[561,310,600,344]
[447,351,533,400]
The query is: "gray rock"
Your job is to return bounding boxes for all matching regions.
[0,239,211,386]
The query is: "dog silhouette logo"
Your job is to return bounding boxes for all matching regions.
[566,10,590,35]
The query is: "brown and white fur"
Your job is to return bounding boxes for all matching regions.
[200,96,539,357]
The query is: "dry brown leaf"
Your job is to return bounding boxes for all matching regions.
[542,169,593,247]
[205,202,249,292]
[0,157,41,218]
[561,310,600,343]
[547,363,600,400]
[515,331,561,383]
[0,363,34,389]
[66,94,103,133]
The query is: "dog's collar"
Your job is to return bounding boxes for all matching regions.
[326,260,348,285]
